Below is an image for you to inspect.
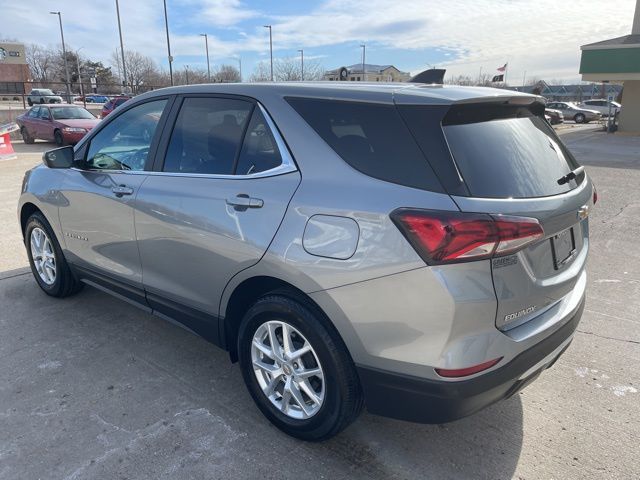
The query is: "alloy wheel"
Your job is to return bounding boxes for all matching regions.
[30,227,56,285]
[251,320,325,420]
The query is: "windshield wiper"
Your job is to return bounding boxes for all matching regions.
[557,166,584,185]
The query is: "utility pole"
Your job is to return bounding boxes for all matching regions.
[76,47,86,108]
[298,49,304,81]
[184,65,189,85]
[114,0,127,92]
[522,70,527,87]
[236,56,242,82]
[200,33,211,82]
[360,44,366,81]
[163,0,174,85]
[50,11,72,103]
[264,25,273,81]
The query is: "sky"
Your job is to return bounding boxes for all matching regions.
[1,0,637,84]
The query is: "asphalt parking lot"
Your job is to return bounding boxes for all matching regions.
[1,129,638,479]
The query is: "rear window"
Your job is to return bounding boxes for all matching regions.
[285,97,443,192]
[441,105,581,198]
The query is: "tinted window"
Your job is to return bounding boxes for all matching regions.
[286,97,443,192]
[86,99,167,171]
[164,97,252,175]
[443,113,580,198]
[235,107,282,175]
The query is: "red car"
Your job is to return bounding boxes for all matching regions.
[101,96,131,118]
[17,104,100,146]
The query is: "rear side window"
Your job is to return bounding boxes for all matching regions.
[442,105,580,198]
[163,97,252,175]
[285,97,443,192]
[235,108,282,175]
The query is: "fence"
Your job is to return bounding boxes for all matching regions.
[0,80,169,109]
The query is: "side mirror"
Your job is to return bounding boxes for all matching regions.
[43,146,74,169]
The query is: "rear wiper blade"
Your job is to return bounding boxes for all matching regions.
[557,166,585,185]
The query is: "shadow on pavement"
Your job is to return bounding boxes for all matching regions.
[0,272,523,479]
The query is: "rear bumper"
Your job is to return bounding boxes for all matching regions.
[357,295,584,424]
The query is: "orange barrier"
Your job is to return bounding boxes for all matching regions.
[0,123,19,161]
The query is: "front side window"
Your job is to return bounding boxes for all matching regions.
[85,99,167,171]
[163,97,252,175]
[28,107,40,118]
[39,108,51,120]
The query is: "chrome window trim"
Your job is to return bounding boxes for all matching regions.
[73,101,297,180]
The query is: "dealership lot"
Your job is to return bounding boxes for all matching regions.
[1,130,639,479]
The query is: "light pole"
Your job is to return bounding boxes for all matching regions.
[50,11,72,103]
[163,0,174,85]
[200,33,211,82]
[184,65,190,85]
[264,25,273,81]
[360,44,366,82]
[235,56,242,82]
[76,47,86,108]
[114,0,127,93]
[298,49,304,81]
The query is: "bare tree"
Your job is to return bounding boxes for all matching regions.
[214,65,241,83]
[26,44,56,82]
[273,57,324,81]
[249,61,272,82]
[110,50,161,91]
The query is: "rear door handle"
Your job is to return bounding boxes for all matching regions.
[226,194,264,210]
[112,185,134,196]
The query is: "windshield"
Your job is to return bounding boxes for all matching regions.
[51,107,95,120]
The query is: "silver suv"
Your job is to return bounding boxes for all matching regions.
[27,88,63,106]
[19,83,594,441]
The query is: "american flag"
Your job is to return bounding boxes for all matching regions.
[497,63,508,72]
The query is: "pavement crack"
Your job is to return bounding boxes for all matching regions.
[576,329,640,345]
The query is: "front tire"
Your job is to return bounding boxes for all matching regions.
[25,212,82,298]
[238,293,363,441]
[21,127,34,144]
[54,130,64,146]
[27,99,33,106]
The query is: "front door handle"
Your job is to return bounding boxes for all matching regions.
[226,194,264,211]
[112,185,134,197]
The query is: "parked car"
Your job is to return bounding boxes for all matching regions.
[546,101,601,123]
[545,108,564,125]
[16,104,100,146]
[26,89,63,106]
[101,96,131,118]
[579,99,621,117]
[19,84,594,441]
[85,95,109,103]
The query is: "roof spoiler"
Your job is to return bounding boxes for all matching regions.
[409,68,446,84]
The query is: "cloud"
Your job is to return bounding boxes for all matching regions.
[1,0,637,82]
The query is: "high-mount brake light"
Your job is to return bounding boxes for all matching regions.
[391,209,544,265]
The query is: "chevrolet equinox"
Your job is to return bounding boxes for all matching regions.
[19,83,594,440]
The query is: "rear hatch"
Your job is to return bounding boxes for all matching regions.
[398,98,593,330]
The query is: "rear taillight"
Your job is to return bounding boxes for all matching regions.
[391,209,544,265]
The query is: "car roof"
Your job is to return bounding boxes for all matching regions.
[132,82,539,106]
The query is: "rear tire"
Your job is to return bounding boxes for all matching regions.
[54,130,64,146]
[238,292,363,441]
[25,212,82,298]
[21,127,34,144]
[574,113,585,124]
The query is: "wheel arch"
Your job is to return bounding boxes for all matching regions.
[20,202,41,238]
[222,275,336,363]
